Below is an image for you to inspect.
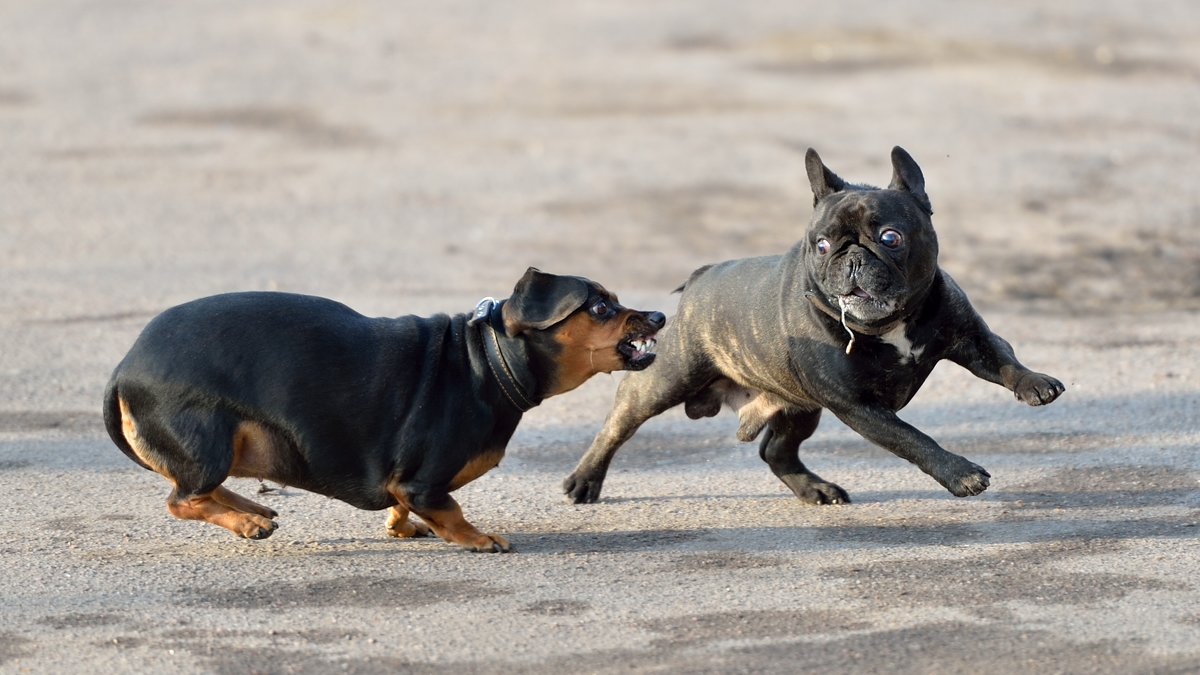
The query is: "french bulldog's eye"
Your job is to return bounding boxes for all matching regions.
[879,229,903,249]
[590,300,611,317]
[816,238,831,255]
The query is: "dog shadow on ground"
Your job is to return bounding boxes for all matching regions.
[511,508,1198,555]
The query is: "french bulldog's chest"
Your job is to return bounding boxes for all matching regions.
[842,323,940,410]
[876,323,924,363]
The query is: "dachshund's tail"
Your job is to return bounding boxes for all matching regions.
[103,379,153,471]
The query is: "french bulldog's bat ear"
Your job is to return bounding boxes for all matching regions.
[502,267,590,335]
[805,148,847,205]
[889,146,933,215]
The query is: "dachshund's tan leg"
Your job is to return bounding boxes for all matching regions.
[387,478,507,552]
[385,505,430,538]
[210,485,278,519]
[167,489,277,540]
[411,499,510,553]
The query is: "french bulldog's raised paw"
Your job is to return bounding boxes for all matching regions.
[1014,372,1065,407]
[779,473,851,505]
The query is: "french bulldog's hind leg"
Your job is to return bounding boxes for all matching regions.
[760,409,850,505]
[565,365,708,504]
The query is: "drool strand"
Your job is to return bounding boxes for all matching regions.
[837,297,856,355]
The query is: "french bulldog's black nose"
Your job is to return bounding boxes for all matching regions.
[645,312,666,330]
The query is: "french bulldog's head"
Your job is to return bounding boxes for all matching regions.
[803,146,940,328]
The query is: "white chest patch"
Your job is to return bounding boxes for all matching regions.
[880,323,924,364]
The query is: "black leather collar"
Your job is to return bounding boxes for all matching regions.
[469,298,539,412]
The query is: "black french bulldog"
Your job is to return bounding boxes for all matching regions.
[564,147,1064,505]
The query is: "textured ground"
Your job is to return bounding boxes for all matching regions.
[1,1,1198,673]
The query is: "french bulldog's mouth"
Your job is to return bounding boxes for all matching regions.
[618,333,658,370]
[840,287,875,302]
[830,286,899,326]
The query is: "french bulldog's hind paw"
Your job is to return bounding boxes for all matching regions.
[1014,372,1065,407]
[563,471,605,504]
[779,472,851,505]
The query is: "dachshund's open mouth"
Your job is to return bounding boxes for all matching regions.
[617,333,658,370]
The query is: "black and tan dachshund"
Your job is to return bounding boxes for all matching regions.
[103,268,664,552]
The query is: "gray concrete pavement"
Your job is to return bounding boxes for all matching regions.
[2,1,1198,672]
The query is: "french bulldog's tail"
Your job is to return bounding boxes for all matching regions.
[673,264,714,294]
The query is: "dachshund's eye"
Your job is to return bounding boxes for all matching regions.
[589,300,610,317]
[879,229,903,249]
[816,238,831,255]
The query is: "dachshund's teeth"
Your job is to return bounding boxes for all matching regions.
[625,336,657,360]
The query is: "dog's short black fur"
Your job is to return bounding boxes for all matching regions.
[104,268,664,551]
[564,148,1064,505]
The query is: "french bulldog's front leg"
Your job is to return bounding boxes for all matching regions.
[832,405,990,497]
[951,328,1065,407]
[1001,364,1065,406]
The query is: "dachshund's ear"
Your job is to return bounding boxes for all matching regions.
[502,267,590,335]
